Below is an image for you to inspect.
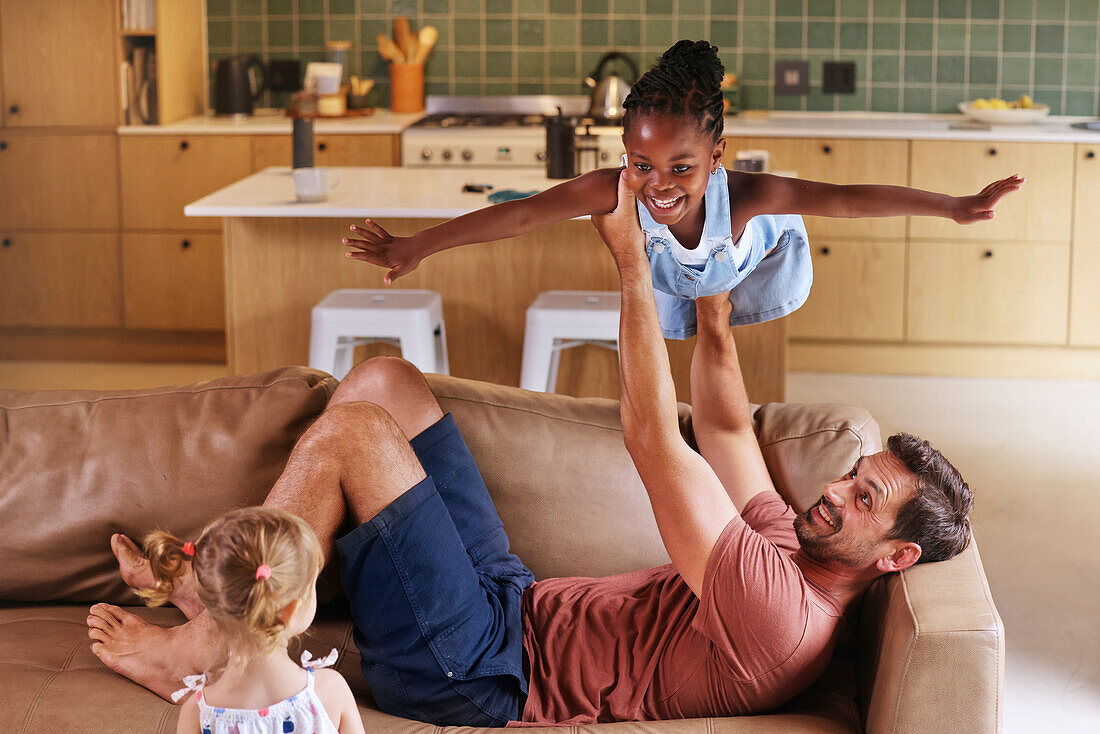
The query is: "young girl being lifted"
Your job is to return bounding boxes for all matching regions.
[344,40,1023,339]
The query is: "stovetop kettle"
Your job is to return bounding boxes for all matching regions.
[584,52,639,120]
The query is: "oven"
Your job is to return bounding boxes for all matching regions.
[401,95,626,173]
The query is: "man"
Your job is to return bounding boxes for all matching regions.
[88,172,974,725]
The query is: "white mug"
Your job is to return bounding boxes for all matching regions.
[293,167,340,202]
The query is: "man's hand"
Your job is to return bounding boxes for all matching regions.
[951,174,1025,224]
[591,170,646,269]
[343,219,425,284]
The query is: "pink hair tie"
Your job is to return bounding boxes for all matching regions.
[181,542,195,557]
[255,564,272,581]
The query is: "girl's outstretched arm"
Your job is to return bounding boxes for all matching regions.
[741,171,1024,224]
[344,167,620,283]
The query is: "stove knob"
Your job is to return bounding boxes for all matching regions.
[462,149,473,161]
[442,149,453,161]
[536,151,547,161]
[420,147,432,161]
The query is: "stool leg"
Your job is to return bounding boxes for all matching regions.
[331,339,356,381]
[546,339,564,393]
[520,318,556,392]
[399,316,439,374]
[309,316,345,379]
[434,321,450,376]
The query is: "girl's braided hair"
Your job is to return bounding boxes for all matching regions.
[623,40,726,142]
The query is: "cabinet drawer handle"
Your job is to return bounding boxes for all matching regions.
[181,239,192,250]
[1088,151,1096,159]
[2,238,11,248]
[8,105,18,115]
[180,140,189,150]
[0,141,6,151]
[822,145,832,154]
[317,142,328,152]
[983,250,994,258]
[820,246,830,255]
[987,147,997,156]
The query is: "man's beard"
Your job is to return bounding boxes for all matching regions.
[794,497,872,568]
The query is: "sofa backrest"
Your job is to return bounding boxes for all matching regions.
[0,367,335,603]
[426,374,882,581]
[0,367,881,603]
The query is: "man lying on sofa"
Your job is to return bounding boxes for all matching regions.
[87,171,975,726]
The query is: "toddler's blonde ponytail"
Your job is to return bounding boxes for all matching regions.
[138,531,193,607]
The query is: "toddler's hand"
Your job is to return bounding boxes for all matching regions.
[343,219,423,284]
[952,174,1025,224]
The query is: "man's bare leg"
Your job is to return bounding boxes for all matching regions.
[90,357,439,700]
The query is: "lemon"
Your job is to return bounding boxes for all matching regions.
[990,98,1010,109]
[972,98,991,109]
[1016,94,1033,109]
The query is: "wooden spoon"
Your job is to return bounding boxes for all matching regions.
[394,17,415,61]
[376,34,404,64]
[414,25,438,64]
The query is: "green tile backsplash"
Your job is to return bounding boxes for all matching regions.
[208,0,1100,116]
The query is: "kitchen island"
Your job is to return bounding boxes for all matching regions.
[186,167,787,403]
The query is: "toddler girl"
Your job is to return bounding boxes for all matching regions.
[140,507,364,734]
[344,40,1022,338]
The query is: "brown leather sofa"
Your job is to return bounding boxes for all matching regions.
[0,366,1003,733]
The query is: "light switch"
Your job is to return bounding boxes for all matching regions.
[775,60,810,95]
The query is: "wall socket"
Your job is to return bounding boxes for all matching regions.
[823,61,856,94]
[774,60,809,95]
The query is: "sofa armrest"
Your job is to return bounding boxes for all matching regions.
[858,538,1004,734]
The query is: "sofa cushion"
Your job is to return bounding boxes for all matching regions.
[0,367,336,604]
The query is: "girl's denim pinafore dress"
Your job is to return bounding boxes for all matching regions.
[632,163,814,339]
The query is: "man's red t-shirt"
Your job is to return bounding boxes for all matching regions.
[517,491,846,725]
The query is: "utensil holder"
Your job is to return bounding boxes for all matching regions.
[389,63,424,113]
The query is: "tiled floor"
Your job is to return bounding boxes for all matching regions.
[788,372,1100,734]
[3,361,1097,731]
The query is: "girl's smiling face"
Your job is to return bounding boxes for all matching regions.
[621,112,726,228]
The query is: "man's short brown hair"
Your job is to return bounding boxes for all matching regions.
[885,433,973,563]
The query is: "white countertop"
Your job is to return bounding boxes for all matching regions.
[127,108,1100,143]
[723,111,1100,143]
[119,108,423,135]
[184,166,566,218]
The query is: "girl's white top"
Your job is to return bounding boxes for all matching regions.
[173,649,343,734]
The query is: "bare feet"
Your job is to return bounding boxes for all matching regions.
[88,603,221,702]
[111,533,205,620]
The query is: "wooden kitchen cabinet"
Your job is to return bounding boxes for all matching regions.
[909,141,1074,242]
[0,0,118,128]
[723,136,909,240]
[122,233,224,331]
[0,232,121,327]
[0,133,119,229]
[120,135,253,230]
[907,241,1070,345]
[252,133,400,171]
[789,240,906,341]
[1070,145,1100,346]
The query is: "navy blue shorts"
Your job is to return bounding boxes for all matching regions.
[335,413,535,726]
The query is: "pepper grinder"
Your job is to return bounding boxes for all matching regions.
[292,117,314,169]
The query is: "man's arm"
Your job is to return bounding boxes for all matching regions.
[592,171,736,597]
[690,295,778,510]
[740,171,1023,224]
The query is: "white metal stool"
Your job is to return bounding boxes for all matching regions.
[520,290,621,393]
[309,289,449,380]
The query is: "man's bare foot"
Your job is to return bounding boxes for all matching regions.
[88,603,220,702]
[111,533,205,619]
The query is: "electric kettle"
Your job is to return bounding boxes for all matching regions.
[213,54,267,117]
[583,52,639,120]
